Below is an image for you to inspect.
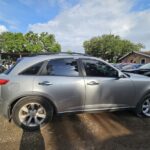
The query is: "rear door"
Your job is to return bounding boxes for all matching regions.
[33,58,85,113]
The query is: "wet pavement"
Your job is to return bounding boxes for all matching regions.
[0,111,150,150]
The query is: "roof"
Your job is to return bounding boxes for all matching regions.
[11,53,105,75]
[119,51,150,61]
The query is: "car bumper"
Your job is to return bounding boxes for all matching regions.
[0,98,9,119]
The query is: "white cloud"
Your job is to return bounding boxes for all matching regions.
[29,0,150,52]
[0,25,8,33]
[125,10,150,48]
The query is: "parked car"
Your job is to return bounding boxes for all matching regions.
[0,53,150,131]
[113,63,129,70]
[122,64,142,71]
[123,63,150,76]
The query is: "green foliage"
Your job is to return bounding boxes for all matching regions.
[66,50,73,54]
[0,31,61,54]
[39,32,60,53]
[83,34,144,62]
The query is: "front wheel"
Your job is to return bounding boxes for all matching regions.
[136,94,150,117]
[12,96,53,131]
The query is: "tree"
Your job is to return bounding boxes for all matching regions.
[39,32,60,53]
[24,31,43,53]
[66,50,73,54]
[83,34,144,62]
[24,31,61,53]
[0,31,61,54]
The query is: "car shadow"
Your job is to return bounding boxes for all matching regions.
[18,111,150,150]
[99,111,150,150]
[19,129,45,150]
[46,111,150,150]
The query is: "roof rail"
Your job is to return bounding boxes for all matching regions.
[29,52,90,57]
[58,52,89,56]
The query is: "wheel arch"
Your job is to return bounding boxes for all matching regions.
[137,89,150,105]
[8,94,58,120]
[135,89,150,117]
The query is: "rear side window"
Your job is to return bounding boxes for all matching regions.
[20,62,44,75]
[46,58,79,76]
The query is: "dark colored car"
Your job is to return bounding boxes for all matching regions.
[112,63,130,70]
[122,64,142,71]
[123,63,150,77]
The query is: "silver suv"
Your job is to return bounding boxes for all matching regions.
[0,53,150,131]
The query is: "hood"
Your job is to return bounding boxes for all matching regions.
[127,73,149,79]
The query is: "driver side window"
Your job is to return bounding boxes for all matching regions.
[82,59,118,78]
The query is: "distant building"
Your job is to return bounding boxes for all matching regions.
[119,51,150,64]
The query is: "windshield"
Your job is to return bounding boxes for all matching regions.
[140,63,150,69]
[122,64,141,70]
[122,64,133,70]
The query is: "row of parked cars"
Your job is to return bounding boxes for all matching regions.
[113,63,150,77]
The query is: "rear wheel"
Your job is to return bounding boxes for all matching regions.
[12,96,53,131]
[136,94,150,117]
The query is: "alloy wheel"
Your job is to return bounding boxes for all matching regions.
[18,102,46,127]
[142,99,150,117]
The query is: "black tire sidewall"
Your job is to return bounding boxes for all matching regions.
[12,96,53,131]
[136,94,150,117]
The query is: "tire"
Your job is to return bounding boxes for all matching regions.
[136,94,150,118]
[12,96,53,131]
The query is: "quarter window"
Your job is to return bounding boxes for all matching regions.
[46,58,79,76]
[20,62,44,75]
[82,59,118,77]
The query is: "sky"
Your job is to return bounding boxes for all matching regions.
[0,0,150,52]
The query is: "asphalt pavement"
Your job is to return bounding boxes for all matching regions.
[0,111,150,150]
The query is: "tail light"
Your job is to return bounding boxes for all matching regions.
[0,79,9,85]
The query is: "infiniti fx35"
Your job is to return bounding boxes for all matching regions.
[0,53,150,130]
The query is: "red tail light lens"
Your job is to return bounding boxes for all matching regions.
[0,79,9,85]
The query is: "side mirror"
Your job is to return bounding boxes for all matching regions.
[117,72,125,79]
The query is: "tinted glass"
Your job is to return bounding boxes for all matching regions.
[82,59,118,77]
[21,62,43,75]
[140,63,150,69]
[46,58,79,76]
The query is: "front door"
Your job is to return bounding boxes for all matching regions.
[81,59,135,111]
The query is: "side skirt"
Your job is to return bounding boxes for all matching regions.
[57,106,135,115]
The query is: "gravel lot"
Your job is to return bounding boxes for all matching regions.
[0,111,150,150]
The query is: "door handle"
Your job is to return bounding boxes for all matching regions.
[38,81,53,86]
[87,81,99,85]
